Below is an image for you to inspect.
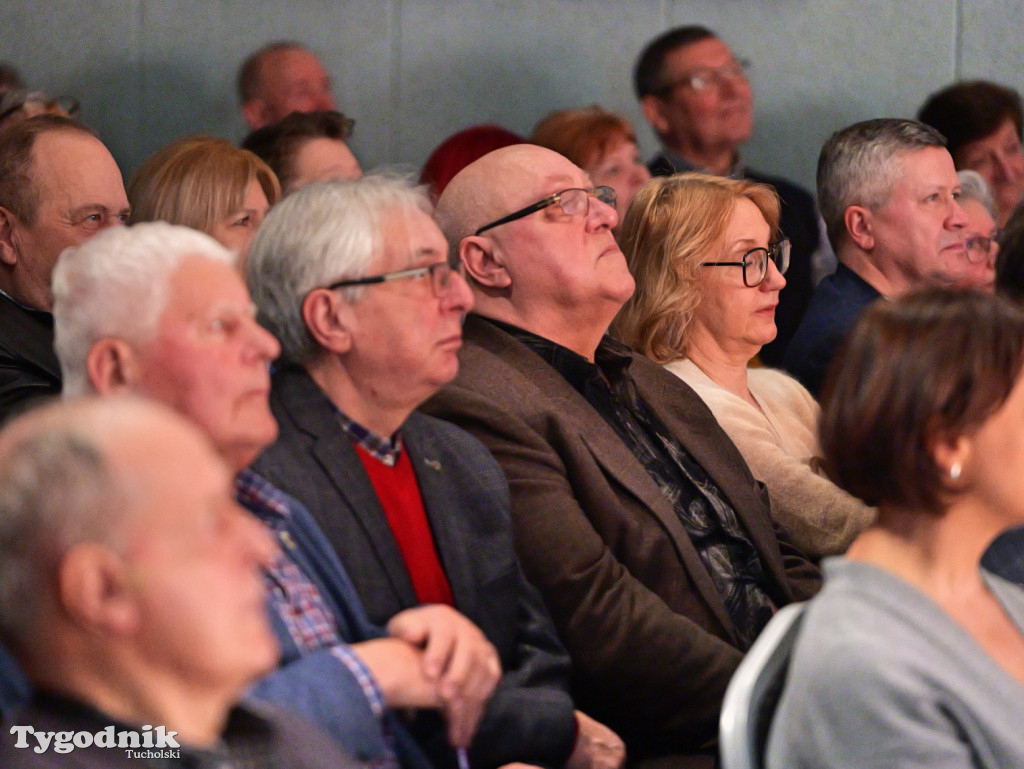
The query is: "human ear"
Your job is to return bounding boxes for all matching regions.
[0,206,20,267]
[86,339,140,394]
[640,95,671,136]
[302,288,354,354]
[844,206,875,251]
[240,100,270,131]
[460,237,511,289]
[59,544,140,635]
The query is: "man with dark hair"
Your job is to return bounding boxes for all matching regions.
[242,110,362,194]
[633,25,827,365]
[238,42,335,131]
[0,115,129,423]
[918,80,1024,227]
[784,118,969,395]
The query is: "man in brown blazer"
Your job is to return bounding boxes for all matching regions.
[425,144,821,769]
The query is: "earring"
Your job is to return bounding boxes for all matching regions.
[949,462,962,481]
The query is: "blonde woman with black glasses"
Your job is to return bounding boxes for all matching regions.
[614,172,873,558]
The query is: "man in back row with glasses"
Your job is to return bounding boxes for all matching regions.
[425,143,821,768]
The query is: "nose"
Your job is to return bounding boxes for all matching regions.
[763,257,787,290]
[587,194,618,232]
[443,267,475,314]
[948,197,969,230]
[247,315,281,361]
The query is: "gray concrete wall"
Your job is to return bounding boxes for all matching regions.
[2,1,1016,194]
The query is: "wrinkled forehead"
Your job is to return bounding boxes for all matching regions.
[497,147,592,211]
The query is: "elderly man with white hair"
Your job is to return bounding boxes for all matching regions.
[50,221,501,768]
[246,176,624,769]
[0,396,357,768]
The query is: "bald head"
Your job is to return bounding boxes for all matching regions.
[435,144,579,253]
[435,143,630,359]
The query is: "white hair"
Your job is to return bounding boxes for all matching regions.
[246,175,432,363]
[53,222,235,396]
[957,169,997,218]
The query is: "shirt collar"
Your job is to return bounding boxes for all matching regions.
[660,148,745,179]
[480,316,634,393]
[235,468,293,530]
[336,409,403,467]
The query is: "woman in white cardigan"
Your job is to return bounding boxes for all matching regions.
[613,172,873,557]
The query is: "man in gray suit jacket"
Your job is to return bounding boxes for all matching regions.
[425,144,822,769]
[246,176,624,769]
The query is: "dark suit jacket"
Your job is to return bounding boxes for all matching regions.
[423,316,822,768]
[649,152,823,367]
[253,365,577,769]
[783,262,882,398]
[0,293,60,426]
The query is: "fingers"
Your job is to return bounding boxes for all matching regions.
[387,605,501,747]
[566,711,626,769]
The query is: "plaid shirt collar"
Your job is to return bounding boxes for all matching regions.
[336,410,403,467]
[235,467,293,531]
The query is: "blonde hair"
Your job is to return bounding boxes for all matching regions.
[613,172,780,362]
[128,135,280,234]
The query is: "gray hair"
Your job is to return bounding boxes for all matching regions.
[0,400,123,649]
[817,118,947,251]
[53,222,235,396]
[246,175,433,363]
[956,169,997,218]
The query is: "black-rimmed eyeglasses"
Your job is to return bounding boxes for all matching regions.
[702,239,790,287]
[324,261,459,299]
[474,186,617,236]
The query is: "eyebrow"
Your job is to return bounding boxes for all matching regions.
[69,203,131,218]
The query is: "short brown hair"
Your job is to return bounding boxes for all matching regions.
[128,135,280,234]
[820,289,1024,512]
[918,80,1023,161]
[241,110,354,193]
[0,115,96,225]
[613,172,780,362]
[530,105,637,171]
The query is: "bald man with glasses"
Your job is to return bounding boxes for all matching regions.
[424,144,820,769]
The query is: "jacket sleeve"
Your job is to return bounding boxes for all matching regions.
[468,566,577,769]
[248,645,395,764]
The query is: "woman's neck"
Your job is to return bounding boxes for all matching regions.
[686,332,759,409]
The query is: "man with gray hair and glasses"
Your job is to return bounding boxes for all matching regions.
[49,221,502,768]
[784,118,969,396]
[246,176,623,769]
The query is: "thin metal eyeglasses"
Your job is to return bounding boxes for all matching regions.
[324,260,459,298]
[657,59,751,96]
[702,239,791,287]
[474,186,617,235]
[965,234,996,264]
